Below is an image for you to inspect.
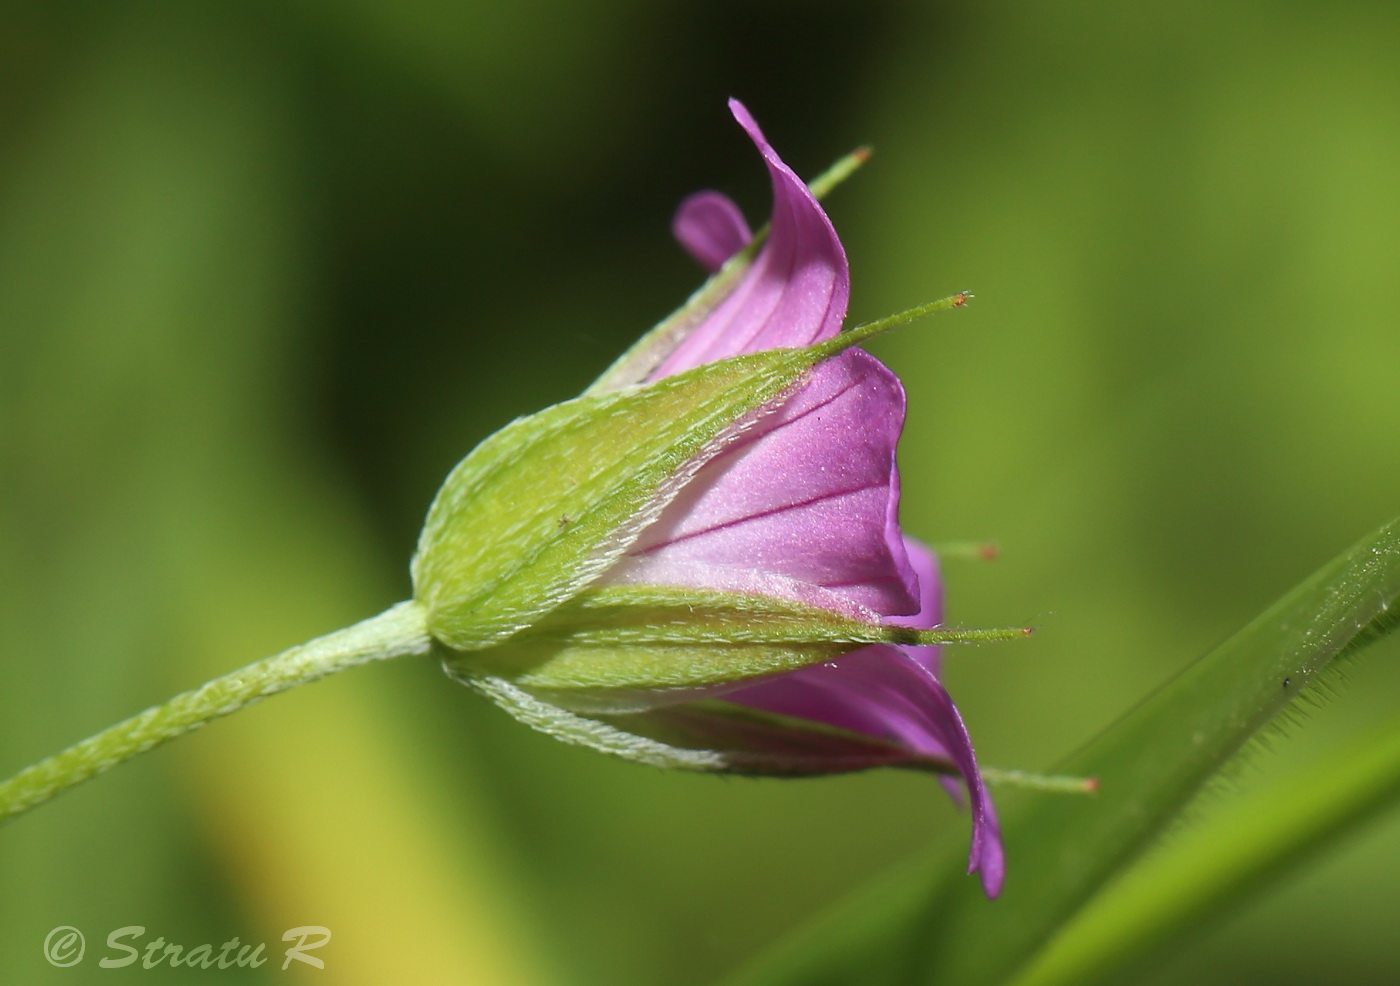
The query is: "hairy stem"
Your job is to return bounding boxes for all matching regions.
[0,600,430,825]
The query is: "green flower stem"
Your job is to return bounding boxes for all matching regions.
[0,600,430,825]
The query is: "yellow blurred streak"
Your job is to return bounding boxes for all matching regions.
[0,6,559,980]
[190,669,554,986]
[137,314,559,984]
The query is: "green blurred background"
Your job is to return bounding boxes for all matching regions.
[3,1,1400,983]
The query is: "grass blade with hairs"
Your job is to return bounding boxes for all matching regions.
[719,515,1400,986]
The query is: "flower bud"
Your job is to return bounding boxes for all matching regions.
[412,99,1007,897]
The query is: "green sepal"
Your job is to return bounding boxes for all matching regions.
[584,146,871,395]
[478,641,852,707]
[516,585,929,646]
[413,286,968,654]
[451,667,962,778]
[438,583,1025,702]
[451,669,730,771]
[584,241,761,395]
[414,342,843,651]
[594,698,962,778]
[441,584,857,700]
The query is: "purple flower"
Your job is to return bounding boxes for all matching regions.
[593,101,1004,897]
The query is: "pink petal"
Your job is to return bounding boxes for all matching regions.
[673,190,753,273]
[582,99,1003,896]
[650,99,849,379]
[724,647,1005,898]
[603,350,919,621]
[896,538,944,675]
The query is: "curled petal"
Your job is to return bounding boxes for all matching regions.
[651,99,850,379]
[723,647,1005,898]
[603,350,919,621]
[673,191,753,273]
[571,100,1001,896]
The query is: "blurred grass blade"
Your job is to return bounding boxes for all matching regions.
[719,516,1400,986]
[1008,689,1400,986]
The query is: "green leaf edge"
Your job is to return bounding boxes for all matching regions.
[1008,676,1400,986]
[715,515,1400,986]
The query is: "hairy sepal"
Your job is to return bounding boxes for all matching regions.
[454,670,730,770]
[440,584,931,699]
[451,667,959,777]
[413,344,851,651]
[455,665,961,777]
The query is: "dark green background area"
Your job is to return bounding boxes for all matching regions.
[3,2,1398,984]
